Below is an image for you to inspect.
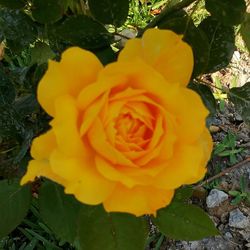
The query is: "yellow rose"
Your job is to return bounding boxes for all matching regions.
[21,29,213,216]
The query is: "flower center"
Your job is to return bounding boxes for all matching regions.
[114,111,153,152]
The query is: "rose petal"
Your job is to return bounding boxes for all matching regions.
[103,184,174,216]
[154,144,204,189]
[88,118,138,167]
[30,129,56,160]
[51,95,88,158]
[38,47,103,116]
[20,160,66,186]
[80,91,109,136]
[119,29,193,86]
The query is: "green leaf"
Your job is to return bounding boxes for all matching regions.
[56,15,111,49]
[229,190,240,196]
[77,205,148,250]
[88,0,129,26]
[188,82,217,115]
[0,9,37,53]
[199,17,235,73]
[205,0,246,26]
[0,67,15,105]
[32,0,64,24]
[158,15,209,76]
[13,94,40,116]
[240,176,246,192]
[0,179,31,238]
[240,13,250,52]
[30,42,55,65]
[230,195,242,205]
[93,46,117,65]
[228,82,250,126]
[39,181,81,243]
[0,0,26,9]
[173,186,193,202]
[153,202,219,240]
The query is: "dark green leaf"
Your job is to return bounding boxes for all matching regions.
[240,13,250,52]
[88,0,129,26]
[0,67,15,105]
[189,82,217,115]
[13,94,39,116]
[32,0,64,24]
[14,128,33,164]
[199,17,235,73]
[205,0,246,26]
[77,205,148,250]
[0,0,26,9]
[93,46,117,65]
[39,181,81,243]
[0,179,31,238]
[173,186,193,202]
[30,42,55,65]
[158,15,209,76]
[0,9,37,53]
[228,82,250,126]
[56,15,111,49]
[153,202,219,240]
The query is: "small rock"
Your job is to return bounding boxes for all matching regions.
[218,224,224,231]
[190,241,201,250]
[229,209,249,229]
[209,215,220,226]
[209,125,220,133]
[118,28,137,47]
[224,232,233,239]
[234,113,243,121]
[232,51,241,62]
[245,242,250,248]
[220,212,228,224]
[206,189,229,208]
[239,230,250,242]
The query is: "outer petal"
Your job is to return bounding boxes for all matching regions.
[30,129,56,160]
[20,160,66,186]
[154,144,205,189]
[103,184,174,216]
[119,29,193,86]
[185,129,213,184]
[59,154,116,205]
[164,87,209,143]
[50,95,88,158]
[38,47,103,116]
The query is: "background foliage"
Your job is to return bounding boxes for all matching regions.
[0,0,249,249]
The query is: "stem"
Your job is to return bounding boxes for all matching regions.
[196,157,250,188]
[195,77,229,93]
[113,32,131,40]
[140,0,198,34]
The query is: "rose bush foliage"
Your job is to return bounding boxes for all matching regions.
[21,29,213,216]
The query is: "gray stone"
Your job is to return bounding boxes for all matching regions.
[206,189,229,208]
[229,209,249,229]
[232,51,241,62]
[224,232,233,239]
[239,230,250,242]
[245,242,250,248]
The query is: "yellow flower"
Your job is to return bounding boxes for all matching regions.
[21,29,213,216]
